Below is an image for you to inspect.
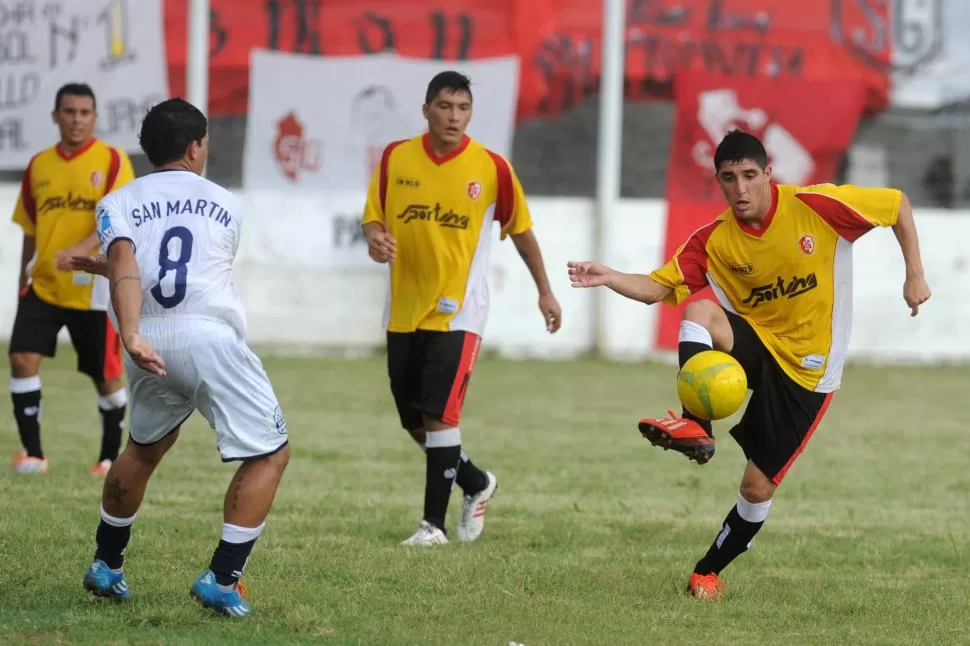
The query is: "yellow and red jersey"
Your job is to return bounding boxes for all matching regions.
[650,182,901,392]
[362,134,533,334]
[12,139,135,311]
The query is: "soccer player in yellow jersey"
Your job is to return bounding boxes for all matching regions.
[568,130,931,599]
[9,83,136,476]
[362,71,562,546]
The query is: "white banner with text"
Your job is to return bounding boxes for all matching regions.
[0,0,169,169]
[242,50,520,192]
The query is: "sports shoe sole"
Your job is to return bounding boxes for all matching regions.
[637,421,715,465]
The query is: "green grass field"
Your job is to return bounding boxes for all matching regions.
[0,347,968,645]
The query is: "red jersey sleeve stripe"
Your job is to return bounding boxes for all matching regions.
[20,157,37,223]
[379,140,407,214]
[795,192,872,243]
[105,147,122,193]
[677,220,722,293]
[485,150,514,227]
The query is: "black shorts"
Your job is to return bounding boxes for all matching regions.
[387,330,481,431]
[724,309,834,485]
[9,287,124,382]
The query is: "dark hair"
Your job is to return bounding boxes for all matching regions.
[138,98,208,166]
[425,71,472,105]
[54,83,96,112]
[713,129,768,171]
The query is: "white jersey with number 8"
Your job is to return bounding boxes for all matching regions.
[95,169,287,462]
[96,169,247,338]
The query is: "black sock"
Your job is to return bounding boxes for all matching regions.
[693,506,765,575]
[678,340,714,438]
[12,389,42,458]
[455,449,488,495]
[210,539,258,587]
[95,518,133,570]
[98,405,126,462]
[423,445,461,531]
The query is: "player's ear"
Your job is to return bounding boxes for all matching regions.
[422,104,429,120]
[763,164,772,182]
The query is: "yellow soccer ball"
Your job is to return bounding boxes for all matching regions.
[676,350,748,421]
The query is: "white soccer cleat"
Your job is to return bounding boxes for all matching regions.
[458,471,497,543]
[401,520,448,546]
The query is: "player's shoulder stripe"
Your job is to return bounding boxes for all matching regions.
[379,139,409,213]
[793,187,872,242]
[484,148,514,226]
[685,218,724,248]
[105,146,122,193]
[19,151,45,221]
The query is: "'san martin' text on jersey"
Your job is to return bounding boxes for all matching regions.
[131,199,232,227]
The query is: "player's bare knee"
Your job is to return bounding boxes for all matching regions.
[739,479,775,504]
[263,443,290,473]
[97,378,125,396]
[9,352,40,378]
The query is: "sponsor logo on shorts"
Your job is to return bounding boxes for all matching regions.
[273,406,287,435]
[742,273,818,307]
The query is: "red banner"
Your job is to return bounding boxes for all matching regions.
[655,71,868,350]
[162,0,893,119]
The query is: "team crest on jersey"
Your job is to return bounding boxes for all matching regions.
[467,181,482,200]
[90,171,104,187]
[798,234,815,255]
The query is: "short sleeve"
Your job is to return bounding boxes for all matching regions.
[486,151,532,240]
[795,184,902,243]
[647,220,722,306]
[362,140,407,227]
[96,197,134,255]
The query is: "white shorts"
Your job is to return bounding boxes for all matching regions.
[126,318,288,461]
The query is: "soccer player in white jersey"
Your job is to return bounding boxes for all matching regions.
[72,98,290,618]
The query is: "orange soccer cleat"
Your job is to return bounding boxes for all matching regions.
[687,572,725,600]
[11,450,48,475]
[637,410,715,465]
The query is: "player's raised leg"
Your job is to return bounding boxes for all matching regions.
[191,445,290,617]
[84,428,181,599]
[638,300,733,464]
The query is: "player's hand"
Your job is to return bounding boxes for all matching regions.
[903,273,931,317]
[367,229,397,263]
[538,291,562,333]
[55,244,96,271]
[567,261,613,288]
[123,333,166,377]
[60,254,109,276]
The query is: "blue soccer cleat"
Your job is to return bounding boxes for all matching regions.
[190,570,250,618]
[83,560,130,600]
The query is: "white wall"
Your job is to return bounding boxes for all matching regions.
[1,183,968,363]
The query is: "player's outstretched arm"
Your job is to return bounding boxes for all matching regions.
[567,261,672,305]
[107,241,166,376]
[891,193,931,316]
[511,229,561,333]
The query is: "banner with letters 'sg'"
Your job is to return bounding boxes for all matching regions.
[0,0,169,170]
[242,50,520,193]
